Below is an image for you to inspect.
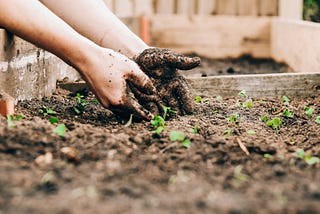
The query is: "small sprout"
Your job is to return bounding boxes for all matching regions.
[238,90,247,97]
[151,115,165,128]
[213,109,219,114]
[243,99,253,108]
[39,106,57,116]
[189,126,199,134]
[283,109,294,118]
[316,116,320,124]
[154,126,165,134]
[224,128,232,136]
[264,154,272,159]
[162,105,175,120]
[169,131,191,148]
[305,107,315,117]
[266,117,282,130]
[227,113,240,125]
[282,96,290,105]
[247,130,256,135]
[7,115,23,128]
[49,117,59,124]
[73,93,89,114]
[295,149,320,165]
[195,95,202,103]
[261,115,269,122]
[53,124,67,137]
[92,99,100,104]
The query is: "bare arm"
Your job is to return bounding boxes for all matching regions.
[39,0,149,58]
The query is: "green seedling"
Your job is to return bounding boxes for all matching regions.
[189,126,199,134]
[162,105,176,120]
[233,165,248,185]
[92,99,100,104]
[316,116,320,124]
[7,115,23,128]
[53,124,67,137]
[49,117,59,124]
[261,115,269,122]
[266,117,282,130]
[247,130,256,135]
[195,95,202,103]
[227,113,240,125]
[305,106,315,117]
[283,109,294,118]
[39,106,57,116]
[295,149,320,165]
[238,90,247,97]
[73,93,89,114]
[216,95,223,101]
[282,95,290,105]
[151,115,166,134]
[224,128,233,137]
[169,131,191,148]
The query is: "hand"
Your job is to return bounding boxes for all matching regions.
[134,48,201,115]
[80,48,158,121]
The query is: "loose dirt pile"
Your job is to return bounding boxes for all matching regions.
[0,86,319,213]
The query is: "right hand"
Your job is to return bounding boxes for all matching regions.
[80,48,159,121]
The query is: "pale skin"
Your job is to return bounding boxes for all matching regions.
[0,0,154,120]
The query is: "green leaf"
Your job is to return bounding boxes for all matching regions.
[216,96,223,101]
[305,107,315,117]
[224,128,232,136]
[182,139,191,148]
[154,126,165,134]
[283,109,294,118]
[195,95,202,103]
[316,116,320,124]
[238,90,247,97]
[16,115,23,121]
[266,117,281,130]
[244,99,253,108]
[53,124,67,137]
[305,157,320,165]
[170,131,185,142]
[46,108,57,115]
[49,117,59,124]
[282,96,290,105]
[73,107,81,115]
[296,149,305,158]
[162,105,176,120]
[7,115,16,128]
[261,115,269,122]
[264,154,272,159]
[189,126,199,134]
[228,113,240,124]
[151,115,165,128]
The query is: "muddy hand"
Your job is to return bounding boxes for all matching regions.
[134,48,201,115]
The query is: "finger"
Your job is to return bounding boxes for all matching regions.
[172,75,195,115]
[126,66,157,95]
[136,48,201,71]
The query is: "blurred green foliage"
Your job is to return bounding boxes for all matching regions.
[304,0,320,22]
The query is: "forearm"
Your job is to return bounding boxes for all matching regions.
[40,0,149,58]
[0,0,97,71]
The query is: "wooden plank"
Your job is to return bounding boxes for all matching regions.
[197,0,217,15]
[271,18,320,73]
[176,0,196,15]
[133,0,154,16]
[187,73,320,98]
[259,0,278,16]
[278,0,303,20]
[216,0,238,15]
[58,73,320,99]
[237,0,259,16]
[150,15,271,59]
[156,0,175,14]
[113,0,134,17]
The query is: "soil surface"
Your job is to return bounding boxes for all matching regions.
[184,55,293,77]
[0,87,319,214]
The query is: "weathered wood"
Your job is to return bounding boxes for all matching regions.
[216,0,238,15]
[176,0,196,15]
[197,0,217,15]
[259,0,278,16]
[187,73,320,98]
[113,0,134,17]
[150,15,271,58]
[271,18,320,73]
[156,0,175,14]
[278,0,303,20]
[237,0,258,16]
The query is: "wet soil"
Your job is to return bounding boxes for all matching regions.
[0,87,319,214]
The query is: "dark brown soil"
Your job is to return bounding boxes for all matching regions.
[184,55,293,77]
[0,86,319,214]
